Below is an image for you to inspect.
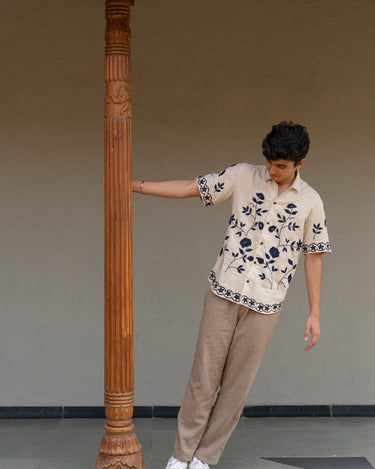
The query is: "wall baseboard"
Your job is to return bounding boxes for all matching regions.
[1,405,375,419]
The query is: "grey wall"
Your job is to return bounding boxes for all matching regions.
[1,0,374,407]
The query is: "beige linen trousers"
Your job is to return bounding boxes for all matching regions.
[173,287,279,465]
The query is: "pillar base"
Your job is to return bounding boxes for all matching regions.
[95,428,146,469]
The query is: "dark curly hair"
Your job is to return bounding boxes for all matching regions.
[262,121,310,165]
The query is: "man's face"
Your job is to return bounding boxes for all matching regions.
[266,158,306,185]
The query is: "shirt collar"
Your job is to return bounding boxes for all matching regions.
[264,167,303,192]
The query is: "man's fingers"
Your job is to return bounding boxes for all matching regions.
[305,339,318,351]
[304,330,320,351]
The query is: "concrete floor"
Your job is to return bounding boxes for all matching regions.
[1,417,375,469]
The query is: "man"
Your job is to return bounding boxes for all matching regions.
[132,122,331,469]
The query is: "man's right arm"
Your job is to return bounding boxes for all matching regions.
[132,179,200,198]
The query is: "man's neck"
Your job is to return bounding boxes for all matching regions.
[277,171,297,196]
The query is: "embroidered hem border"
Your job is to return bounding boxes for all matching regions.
[208,271,282,314]
[302,241,331,254]
[196,176,213,207]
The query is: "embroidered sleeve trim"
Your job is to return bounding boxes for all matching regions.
[208,271,282,314]
[302,241,332,254]
[195,176,214,207]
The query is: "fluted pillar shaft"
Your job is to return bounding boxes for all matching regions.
[96,1,145,468]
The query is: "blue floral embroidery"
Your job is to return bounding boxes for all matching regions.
[240,238,252,248]
[219,235,230,257]
[313,223,323,240]
[214,182,225,193]
[269,247,280,258]
[302,241,331,254]
[256,204,302,289]
[208,271,282,313]
[196,176,213,207]
[277,259,298,288]
[257,247,279,289]
[268,203,301,253]
[241,193,268,232]
[224,193,267,274]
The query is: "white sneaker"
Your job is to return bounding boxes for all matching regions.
[165,456,189,469]
[189,457,210,469]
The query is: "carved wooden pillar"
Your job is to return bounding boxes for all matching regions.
[96,1,145,468]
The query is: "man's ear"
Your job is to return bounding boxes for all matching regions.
[296,159,306,170]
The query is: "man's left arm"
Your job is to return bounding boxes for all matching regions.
[304,253,323,351]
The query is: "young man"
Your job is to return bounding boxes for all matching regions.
[132,122,331,469]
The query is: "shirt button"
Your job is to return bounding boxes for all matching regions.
[260,242,263,245]
[254,261,257,264]
[273,202,277,205]
[266,222,270,225]
[246,280,249,283]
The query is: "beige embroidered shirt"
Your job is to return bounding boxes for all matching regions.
[196,163,331,314]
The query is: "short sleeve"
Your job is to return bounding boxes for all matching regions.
[302,197,332,254]
[195,164,243,207]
